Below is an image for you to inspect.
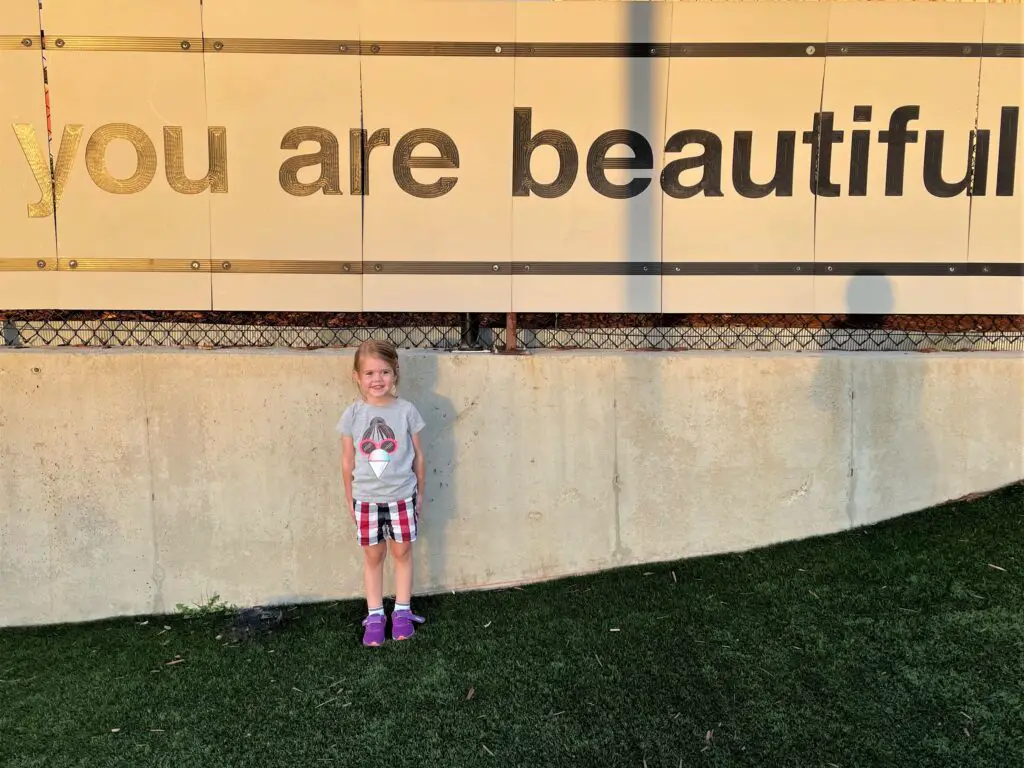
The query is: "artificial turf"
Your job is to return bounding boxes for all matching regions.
[2,482,1021,767]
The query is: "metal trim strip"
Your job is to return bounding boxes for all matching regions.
[0,35,40,50]
[47,36,202,53]
[0,258,55,271]
[3,261,1018,276]
[39,37,1018,58]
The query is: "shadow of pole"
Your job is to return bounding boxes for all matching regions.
[627,3,660,319]
[609,4,664,567]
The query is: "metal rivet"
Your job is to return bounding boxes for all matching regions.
[840,46,849,55]
[827,266,834,272]
[68,260,78,269]
[962,46,972,55]
[796,266,802,272]
[983,266,991,273]
[528,46,535,55]
[181,40,191,50]
[213,41,224,51]
[222,261,231,271]
[642,266,649,272]
[492,264,500,272]
[681,47,688,55]
[494,45,502,54]
[524,265,531,272]
[190,261,201,270]
[805,45,816,56]
[55,38,65,48]
[343,264,351,272]
[674,266,681,273]
[949,266,955,273]
[21,38,32,47]
[339,44,347,52]
[36,259,46,269]
[374,264,382,272]
[371,44,380,54]
[649,47,656,56]
[996,46,1004,56]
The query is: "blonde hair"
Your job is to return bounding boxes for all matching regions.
[352,339,400,396]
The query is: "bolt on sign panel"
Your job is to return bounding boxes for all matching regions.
[0,0,52,309]
[967,4,1023,314]
[660,2,828,314]
[204,0,362,312]
[813,2,986,315]
[360,0,514,313]
[510,1,671,314]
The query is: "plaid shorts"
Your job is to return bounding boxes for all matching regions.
[352,493,418,547]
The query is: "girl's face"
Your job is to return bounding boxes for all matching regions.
[356,355,396,400]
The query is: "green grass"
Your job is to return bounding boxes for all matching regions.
[2,483,1022,768]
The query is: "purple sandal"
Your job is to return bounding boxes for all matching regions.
[362,613,386,646]
[390,609,425,641]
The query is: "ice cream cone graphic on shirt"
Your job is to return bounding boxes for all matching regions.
[368,448,390,478]
[359,417,398,479]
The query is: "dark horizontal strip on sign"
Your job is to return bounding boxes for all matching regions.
[48,36,203,53]
[981,42,1024,58]
[362,41,516,57]
[216,260,361,274]
[663,262,805,276]
[825,42,981,57]
[47,259,365,274]
[811,262,1024,277]
[37,37,1020,58]
[56,258,211,272]
[0,35,40,50]
[512,262,661,276]
[365,262,510,275]
[521,42,821,58]
[203,38,360,55]
[4,261,1020,277]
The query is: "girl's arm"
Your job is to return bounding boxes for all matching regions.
[341,435,355,519]
[411,432,426,510]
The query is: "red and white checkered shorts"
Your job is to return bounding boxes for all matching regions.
[352,493,418,547]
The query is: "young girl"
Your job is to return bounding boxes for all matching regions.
[337,340,427,646]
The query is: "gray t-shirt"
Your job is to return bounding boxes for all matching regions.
[336,397,425,502]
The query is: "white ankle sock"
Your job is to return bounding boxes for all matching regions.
[394,602,410,613]
[368,605,384,617]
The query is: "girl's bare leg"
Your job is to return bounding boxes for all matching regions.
[390,541,413,606]
[362,543,386,610]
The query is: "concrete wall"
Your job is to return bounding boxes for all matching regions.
[1,348,1021,628]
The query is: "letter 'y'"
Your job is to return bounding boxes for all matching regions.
[13,123,83,218]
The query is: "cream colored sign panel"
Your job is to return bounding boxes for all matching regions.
[0,1,52,309]
[360,0,514,312]
[967,5,1023,314]
[662,3,828,314]
[45,0,211,310]
[204,0,362,312]
[511,2,671,313]
[814,3,985,314]
[967,5,1024,314]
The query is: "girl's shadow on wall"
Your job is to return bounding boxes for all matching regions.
[405,353,457,597]
[812,269,936,527]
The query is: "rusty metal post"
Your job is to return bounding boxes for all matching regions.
[505,312,517,353]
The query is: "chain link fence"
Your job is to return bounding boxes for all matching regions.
[2,311,1022,352]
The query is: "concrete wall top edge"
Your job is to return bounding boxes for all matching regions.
[2,347,1022,361]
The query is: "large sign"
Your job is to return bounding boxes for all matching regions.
[1,0,1021,313]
